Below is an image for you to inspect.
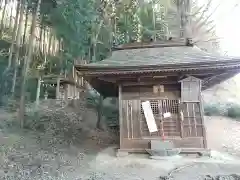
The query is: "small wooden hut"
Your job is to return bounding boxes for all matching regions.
[42,65,84,101]
[75,39,240,154]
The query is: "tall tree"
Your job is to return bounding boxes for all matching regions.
[7,0,21,69]
[188,0,220,52]
[19,0,41,127]
[11,0,25,94]
[0,0,8,37]
[22,3,29,45]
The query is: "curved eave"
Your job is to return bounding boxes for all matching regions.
[202,71,239,91]
[76,59,240,76]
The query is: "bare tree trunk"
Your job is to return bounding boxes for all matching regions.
[7,0,21,69]
[151,0,156,41]
[22,4,28,44]
[0,0,8,37]
[11,0,25,94]
[35,76,41,109]
[9,0,14,29]
[43,25,46,63]
[51,34,55,55]
[39,19,43,52]
[48,28,52,54]
[59,39,63,75]
[35,20,45,109]
[19,0,41,128]
[92,20,103,62]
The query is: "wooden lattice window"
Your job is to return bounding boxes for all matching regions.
[141,100,159,115]
[141,100,179,116]
[163,100,179,114]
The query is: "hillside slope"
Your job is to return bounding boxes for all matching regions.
[202,74,240,105]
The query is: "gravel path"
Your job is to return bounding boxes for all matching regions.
[79,146,240,180]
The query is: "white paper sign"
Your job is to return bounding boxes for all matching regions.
[163,112,171,118]
[141,101,158,132]
[180,111,184,121]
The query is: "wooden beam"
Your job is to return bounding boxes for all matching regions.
[119,76,180,86]
[88,70,225,84]
[98,77,116,83]
[121,81,178,86]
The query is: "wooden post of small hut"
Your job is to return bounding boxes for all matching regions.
[56,78,60,99]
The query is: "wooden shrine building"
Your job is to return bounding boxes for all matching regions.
[75,39,240,154]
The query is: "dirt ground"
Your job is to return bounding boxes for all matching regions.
[204,116,240,156]
[1,110,240,180]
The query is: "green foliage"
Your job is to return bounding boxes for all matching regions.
[50,0,96,59]
[204,103,240,120]
[227,105,240,119]
[86,89,100,108]
[86,91,119,126]
[114,0,141,44]
[204,103,222,116]
[137,1,166,41]
[102,99,119,127]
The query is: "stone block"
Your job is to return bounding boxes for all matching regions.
[150,140,174,150]
[146,148,181,157]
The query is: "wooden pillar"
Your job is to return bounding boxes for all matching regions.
[179,101,184,138]
[119,84,123,149]
[56,78,60,99]
[200,92,207,148]
[74,84,77,99]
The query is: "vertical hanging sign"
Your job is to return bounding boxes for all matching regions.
[142,101,158,133]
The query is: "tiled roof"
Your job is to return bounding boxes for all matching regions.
[86,46,238,67]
